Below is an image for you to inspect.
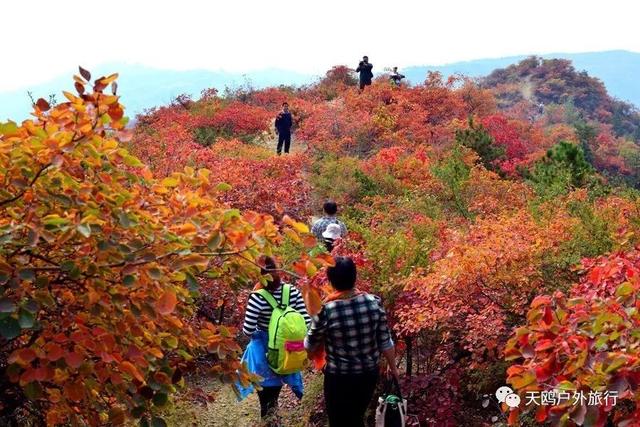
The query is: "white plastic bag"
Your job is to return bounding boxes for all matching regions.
[375,394,407,427]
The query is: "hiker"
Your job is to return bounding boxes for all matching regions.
[238,256,311,425]
[275,102,293,155]
[322,223,343,252]
[305,257,400,427]
[390,67,405,86]
[356,56,374,91]
[311,201,348,241]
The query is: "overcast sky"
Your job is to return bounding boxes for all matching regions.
[2,0,640,91]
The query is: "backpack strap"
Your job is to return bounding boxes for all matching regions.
[281,284,291,307]
[255,285,292,309]
[255,288,279,309]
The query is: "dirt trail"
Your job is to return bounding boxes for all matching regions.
[161,372,325,427]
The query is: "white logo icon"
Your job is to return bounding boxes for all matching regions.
[495,386,514,403]
[505,393,521,408]
[495,386,521,408]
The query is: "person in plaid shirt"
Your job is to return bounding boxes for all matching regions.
[305,257,399,427]
[311,201,348,241]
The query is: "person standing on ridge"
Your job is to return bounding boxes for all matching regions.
[311,201,348,241]
[275,102,293,155]
[390,66,405,86]
[356,56,373,91]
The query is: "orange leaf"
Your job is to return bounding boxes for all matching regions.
[120,361,145,383]
[16,348,37,364]
[156,291,177,315]
[45,343,64,361]
[302,285,323,316]
[63,381,84,402]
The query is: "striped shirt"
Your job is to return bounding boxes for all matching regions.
[242,284,311,336]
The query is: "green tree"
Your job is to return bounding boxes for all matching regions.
[527,141,596,199]
[455,118,505,174]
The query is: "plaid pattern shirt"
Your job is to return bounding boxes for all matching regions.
[305,293,394,374]
[311,216,348,240]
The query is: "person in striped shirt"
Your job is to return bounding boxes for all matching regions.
[239,256,311,425]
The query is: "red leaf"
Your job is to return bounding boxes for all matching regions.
[74,82,85,95]
[65,351,83,369]
[36,98,50,112]
[79,66,91,81]
[45,343,64,361]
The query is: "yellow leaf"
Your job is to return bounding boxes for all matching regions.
[161,177,180,187]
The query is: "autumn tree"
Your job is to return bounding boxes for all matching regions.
[0,70,322,426]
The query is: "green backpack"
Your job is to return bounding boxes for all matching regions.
[255,284,308,375]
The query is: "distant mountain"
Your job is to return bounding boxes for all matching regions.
[2,51,639,122]
[0,64,316,122]
[404,50,640,108]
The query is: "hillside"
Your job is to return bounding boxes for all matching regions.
[4,62,640,426]
[2,51,640,122]
[404,50,640,106]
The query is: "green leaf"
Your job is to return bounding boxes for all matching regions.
[605,355,628,373]
[186,272,199,291]
[163,336,178,349]
[0,121,19,136]
[18,310,35,329]
[0,298,16,313]
[77,223,91,238]
[207,233,222,250]
[123,275,136,287]
[131,406,146,419]
[18,269,35,282]
[223,209,241,221]
[148,268,162,280]
[60,261,75,272]
[151,416,167,427]
[216,182,232,192]
[124,155,144,167]
[118,211,131,228]
[152,392,168,407]
[0,317,22,339]
[139,418,150,427]
[616,282,634,297]
[24,382,43,399]
[43,215,70,227]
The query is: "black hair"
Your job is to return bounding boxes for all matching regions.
[260,256,281,291]
[327,257,357,291]
[282,102,289,107]
[323,201,338,216]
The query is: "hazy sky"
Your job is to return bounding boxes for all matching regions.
[2,0,640,91]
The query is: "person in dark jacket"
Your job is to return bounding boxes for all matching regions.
[275,102,293,155]
[356,56,373,91]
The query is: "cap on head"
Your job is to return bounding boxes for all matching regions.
[322,223,342,240]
